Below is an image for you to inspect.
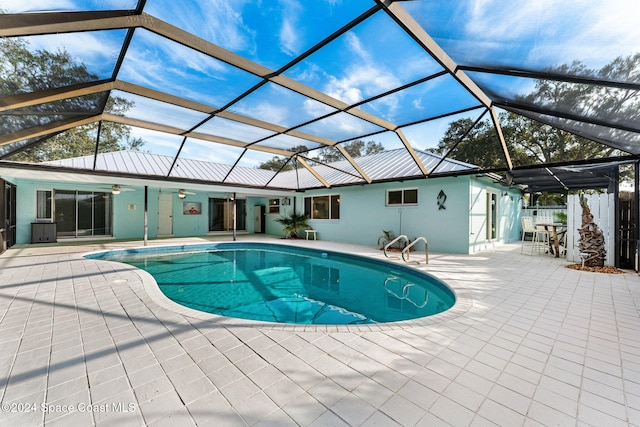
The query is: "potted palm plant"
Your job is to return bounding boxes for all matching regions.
[276,212,310,238]
[377,230,397,249]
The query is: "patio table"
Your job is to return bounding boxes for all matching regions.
[538,223,564,257]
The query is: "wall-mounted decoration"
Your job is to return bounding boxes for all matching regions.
[437,190,447,210]
[183,202,201,215]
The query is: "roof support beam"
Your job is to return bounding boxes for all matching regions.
[0,10,137,36]
[335,145,372,183]
[116,81,214,113]
[0,13,273,77]
[489,107,513,169]
[382,1,493,108]
[428,109,490,175]
[2,11,396,146]
[395,129,430,176]
[498,102,640,135]
[458,65,640,92]
[103,114,295,157]
[0,115,100,146]
[383,1,514,171]
[102,113,188,136]
[270,75,398,131]
[296,157,330,188]
[0,79,341,150]
[0,80,115,112]
[115,83,337,146]
[144,15,273,78]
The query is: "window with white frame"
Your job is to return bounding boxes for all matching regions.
[36,190,53,221]
[304,195,340,219]
[386,188,418,206]
[268,198,280,214]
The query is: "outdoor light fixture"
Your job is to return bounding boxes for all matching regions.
[178,189,186,199]
[111,185,121,195]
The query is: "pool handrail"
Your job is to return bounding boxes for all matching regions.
[402,236,429,264]
[383,276,429,308]
[383,235,409,258]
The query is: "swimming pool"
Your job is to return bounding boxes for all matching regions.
[86,242,455,325]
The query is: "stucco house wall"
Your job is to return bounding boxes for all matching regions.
[7,174,521,254]
[287,176,521,254]
[10,178,269,244]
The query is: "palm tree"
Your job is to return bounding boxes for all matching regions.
[377,230,397,249]
[276,212,309,238]
[577,193,606,267]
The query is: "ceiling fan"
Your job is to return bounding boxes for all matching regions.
[176,189,196,199]
[110,184,136,195]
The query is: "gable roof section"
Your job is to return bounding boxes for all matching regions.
[39,148,476,191]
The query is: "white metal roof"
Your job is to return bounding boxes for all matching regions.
[39,148,475,191]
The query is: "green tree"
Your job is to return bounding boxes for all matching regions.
[258,145,309,171]
[0,37,144,162]
[430,54,639,168]
[431,117,510,169]
[315,139,384,163]
[259,140,384,171]
[258,156,294,172]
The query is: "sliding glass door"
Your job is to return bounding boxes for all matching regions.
[55,190,77,238]
[52,190,112,238]
[209,198,246,232]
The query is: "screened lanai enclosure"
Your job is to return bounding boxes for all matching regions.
[0,0,638,189]
[1,0,640,262]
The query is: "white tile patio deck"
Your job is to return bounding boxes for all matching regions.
[1,236,640,426]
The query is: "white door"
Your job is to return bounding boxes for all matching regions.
[158,193,173,235]
[486,191,498,241]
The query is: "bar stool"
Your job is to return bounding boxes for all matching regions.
[533,224,551,255]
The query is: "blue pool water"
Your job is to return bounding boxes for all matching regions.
[86,243,455,325]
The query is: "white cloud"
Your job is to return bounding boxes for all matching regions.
[113,91,208,129]
[117,31,234,106]
[131,30,227,77]
[303,112,375,139]
[0,0,75,12]
[279,18,299,56]
[322,33,401,104]
[278,0,303,56]
[326,75,363,104]
[463,0,640,67]
[345,32,371,63]
[26,32,121,76]
[149,0,253,54]
[239,101,290,127]
[199,118,275,142]
[302,99,335,117]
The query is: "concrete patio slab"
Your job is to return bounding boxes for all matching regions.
[0,236,639,426]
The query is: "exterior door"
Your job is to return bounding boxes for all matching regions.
[1,180,16,250]
[209,198,246,231]
[158,193,173,235]
[486,191,498,241]
[618,191,635,269]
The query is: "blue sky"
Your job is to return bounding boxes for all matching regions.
[2,0,638,166]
